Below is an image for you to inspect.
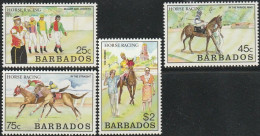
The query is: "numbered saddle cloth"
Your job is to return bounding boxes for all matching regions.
[54,93,62,100]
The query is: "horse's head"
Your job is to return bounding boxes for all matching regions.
[127,59,135,68]
[13,85,21,97]
[216,15,222,29]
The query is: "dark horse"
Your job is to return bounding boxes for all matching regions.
[181,15,223,55]
[118,59,137,105]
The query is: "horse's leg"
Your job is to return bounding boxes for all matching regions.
[188,36,194,54]
[53,105,62,113]
[206,37,210,55]
[127,85,133,105]
[39,103,48,121]
[30,102,44,116]
[45,104,53,118]
[16,104,26,119]
[75,107,82,119]
[71,106,79,120]
[211,36,221,54]
[132,84,136,105]
[63,96,78,120]
[181,36,188,52]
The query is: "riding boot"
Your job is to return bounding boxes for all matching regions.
[54,47,58,53]
[35,94,39,103]
[29,49,32,54]
[59,47,63,53]
[40,47,43,53]
[44,47,48,52]
[35,48,39,53]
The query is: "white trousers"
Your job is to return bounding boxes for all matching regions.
[28,33,37,48]
[109,93,119,116]
[54,31,62,45]
[39,31,48,47]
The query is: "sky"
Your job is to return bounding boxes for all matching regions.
[102,41,158,63]
[5,73,93,96]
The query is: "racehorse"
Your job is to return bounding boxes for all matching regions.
[180,15,223,55]
[32,84,88,120]
[13,85,61,119]
[118,59,137,105]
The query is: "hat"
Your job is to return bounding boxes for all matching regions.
[49,81,53,85]
[120,53,125,57]
[40,14,44,18]
[30,17,35,21]
[145,67,150,71]
[13,16,21,21]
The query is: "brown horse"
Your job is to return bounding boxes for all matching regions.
[32,84,88,120]
[13,86,61,119]
[118,59,137,105]
[180,15,223,55]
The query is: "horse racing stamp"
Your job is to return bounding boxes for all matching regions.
[164,2,258,67]
[99,39,162,134]
[2,71,97,134]
[2,3,97,67]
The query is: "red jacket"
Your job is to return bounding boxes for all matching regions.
[10,26,25,48]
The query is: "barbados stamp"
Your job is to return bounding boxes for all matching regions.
[2,70,97,134]
[164,2,258,67]
[2,3,97,67]
[99,39,162,134]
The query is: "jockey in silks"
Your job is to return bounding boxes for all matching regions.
[48,81,59,100]
[25,80,43,103]
[120,53,129,82]
[194,9,206,29]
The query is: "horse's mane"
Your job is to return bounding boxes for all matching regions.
[208,16,219,24]
[20,87,32,94]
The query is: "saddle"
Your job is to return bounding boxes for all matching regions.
[53,93,62,100]
[194,26,206,34]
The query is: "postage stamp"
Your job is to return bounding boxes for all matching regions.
[2,71,97,134]
[99,39,162,134]
[2,3,97,67]
[164,2,258,67]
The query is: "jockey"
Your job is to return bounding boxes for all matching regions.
[25,80,43,103]
[49,15,67,53]
[48,81,58,90]
[48,81,59,100]
[28,17,39,54]
[25,80,43,88]
[194,9,205,29]
[37,14,48,53]
[120,53,129,82]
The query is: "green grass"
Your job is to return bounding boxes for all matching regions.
[167,29,256,62]
[101,75,159,131]
[5,30,94,64]
[4,106,93,132]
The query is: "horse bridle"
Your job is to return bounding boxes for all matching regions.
[15,86,21,95]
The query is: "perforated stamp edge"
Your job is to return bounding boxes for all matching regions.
[2,3,97,68]
[98,38,162,135]
[2,70,98,135]
[163,2,259,67]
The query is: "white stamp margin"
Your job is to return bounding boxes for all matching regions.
[98,38,162,135]
[2,70,97,135]
[2,3,97,68]
[164,2,259,67]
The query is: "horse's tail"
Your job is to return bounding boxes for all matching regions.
[59,85,69,92]
[70,93,88,99]
[181,26,186,41]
